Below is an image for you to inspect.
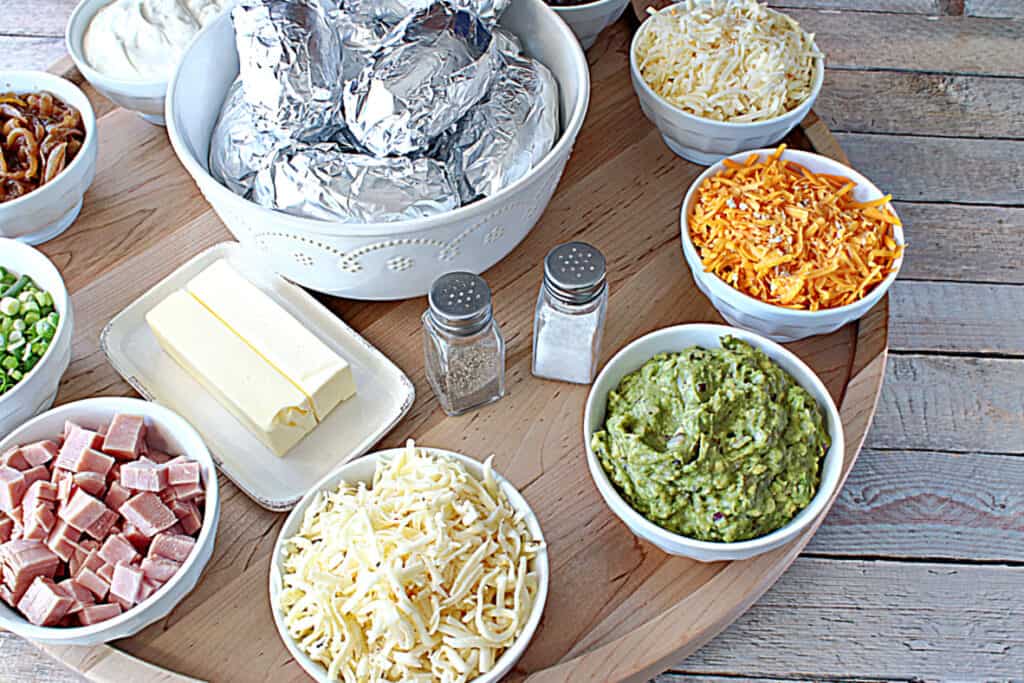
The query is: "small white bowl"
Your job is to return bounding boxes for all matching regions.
[270,446,549,682]
[681,148,905,342]
[0,397,220,645]
[0,239,74,437]
[0,72,97,244]
[65,0,169,125]
[630,2,823,165]
[550,0,631,49]
[583,323,844,563]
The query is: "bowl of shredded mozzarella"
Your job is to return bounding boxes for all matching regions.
[630,0,824,164]
[270,441,548,683]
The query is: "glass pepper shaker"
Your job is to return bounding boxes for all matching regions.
[422,272,506,416]
[532,242,608,384]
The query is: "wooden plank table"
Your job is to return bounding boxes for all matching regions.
[3,1,1023,680]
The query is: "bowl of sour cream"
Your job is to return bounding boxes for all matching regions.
[66,0,231,125]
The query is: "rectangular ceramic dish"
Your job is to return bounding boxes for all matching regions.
[100,242,415,510]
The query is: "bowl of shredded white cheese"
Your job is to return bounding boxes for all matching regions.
[630,0,824,164]
[270,441,548,682]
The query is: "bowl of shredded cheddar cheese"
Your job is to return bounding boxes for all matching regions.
[680,146,905,341]
[630,0,824,164]
[270,441,548,683]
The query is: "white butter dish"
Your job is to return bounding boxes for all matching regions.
[101,242,415,510]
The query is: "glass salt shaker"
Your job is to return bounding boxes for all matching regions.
[532,242,608,384]
[422,272,506,416]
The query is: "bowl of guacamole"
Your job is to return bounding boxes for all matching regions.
[584,324,844,562]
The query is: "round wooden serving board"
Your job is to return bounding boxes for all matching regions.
[30,15,888,683]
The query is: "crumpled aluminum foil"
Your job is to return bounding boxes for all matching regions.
[250,142,460,222]
[446,50,559,201]
[344,0,510,28]
[342,3,500,157]
[208,78,285,196]
[232,0,345,140]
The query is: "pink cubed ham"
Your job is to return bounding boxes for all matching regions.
[54,579,94,614]
[170,500,202,536]
[119,460,168,492]
[21,441,57,467]
[96,563,115,584]
[77,602,121,625]
[73,472,107,497]
[78,539,100,553]
[83,508,119,541]
[17,577,72,626]
[23,506,56,542]
[21,480,57,514]
[140,556,180,583]
[101,415,146,460]
[98,535,139,567]
[58,489,108,533]
[21,465,49,487]
[118,493,176,537]
[71,448,114,477]
[56,425,105,472]
[148,533,195,563]
[165,458,200,486]
[109,563,143,607]
[120,524,150,553]
[74,566,109,600]
[104,482,132,511]
[0,518,11,543]
[0,447,28,470]
[0,467,27,513]
[145,450,172,464]
[46,520,79,563]
[1,540,60,601]
[171,481,203,502]
[137,578,162,602]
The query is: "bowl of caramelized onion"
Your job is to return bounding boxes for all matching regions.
[0,71,96,245]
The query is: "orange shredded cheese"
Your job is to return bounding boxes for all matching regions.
[689,145,904,311]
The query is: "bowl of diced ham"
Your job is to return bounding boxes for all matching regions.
[0,396,219,645]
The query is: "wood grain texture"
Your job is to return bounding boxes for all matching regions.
[837,133,1024,205]
[895,202,1024,284]
[870,355,1024,453]
[0,0,77,37]
[818,70,1024,138]
[662,557,1024,679]
[966,0,1024,17]
[772,0,942,13]
[0,37,65,70]
[807,448,1024,561]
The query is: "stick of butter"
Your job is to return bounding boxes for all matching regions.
[146,290,317,456]
[185,260,356,422]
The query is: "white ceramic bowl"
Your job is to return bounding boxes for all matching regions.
[551,0,630,49]
[583,323,844,562]
[270,446,549,682]
[166,0,590,300]
[65,0,169,125]
[0,397,220,645]
[630,2,824,165]
[0,72,97,245]
[681,148,905,342]
[0,239,73,438]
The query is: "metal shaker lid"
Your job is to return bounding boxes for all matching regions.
[428,271,493,335]
[543,241,607,304]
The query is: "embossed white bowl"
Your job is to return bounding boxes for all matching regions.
[167,0,590,300]
[630,1,823,165]
[680,148,904,342]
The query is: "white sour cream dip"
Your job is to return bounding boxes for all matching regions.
[83,0,231,81]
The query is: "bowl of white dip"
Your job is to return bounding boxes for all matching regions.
[66,0,231,125]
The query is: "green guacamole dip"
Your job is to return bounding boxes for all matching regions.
[591,336,830,543]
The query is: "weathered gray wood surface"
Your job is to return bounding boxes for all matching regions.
[3,1,1024,681]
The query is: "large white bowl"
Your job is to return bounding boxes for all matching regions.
[0,397,220,645]
[0,72,97,244]
[0,239,73,438]
[681,148,905,342]
[630,1,823,165]
[270,446,549,682]
[551,0,631,49]
[166,0,590,300]
[583,324,844,563]
[65,0,169,125]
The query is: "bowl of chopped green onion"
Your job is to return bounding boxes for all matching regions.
[0,238,72,437]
